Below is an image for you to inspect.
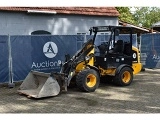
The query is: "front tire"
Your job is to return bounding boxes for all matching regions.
[113,67,133,86]
[76,69,100,92]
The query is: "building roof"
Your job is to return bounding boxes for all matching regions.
[0,7,119,16]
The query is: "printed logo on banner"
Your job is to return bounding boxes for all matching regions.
[31,41,62,71]
[43,42,58,58]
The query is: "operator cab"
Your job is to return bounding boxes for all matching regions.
[90,26,133,69]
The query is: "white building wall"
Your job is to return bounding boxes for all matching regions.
[0,12,118,35]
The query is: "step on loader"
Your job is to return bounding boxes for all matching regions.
[18,26,142,98]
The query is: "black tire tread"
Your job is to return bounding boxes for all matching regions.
[113,67,133,86]
[76,69,100,92]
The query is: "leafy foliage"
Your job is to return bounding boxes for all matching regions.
[116,7,160,28]
[116,7,136,24]
[133,7,160,28]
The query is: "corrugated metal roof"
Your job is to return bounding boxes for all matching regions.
[0,7,119,16]
[119,20,150,32]
[119,20,153,36]
[119,20,159,34]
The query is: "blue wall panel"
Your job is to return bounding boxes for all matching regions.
[0,36,9,83]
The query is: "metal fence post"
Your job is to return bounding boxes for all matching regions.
[8,34,15,88]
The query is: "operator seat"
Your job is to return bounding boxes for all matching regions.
[109,40,124,54]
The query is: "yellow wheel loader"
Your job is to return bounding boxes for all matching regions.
[18,26,142,98]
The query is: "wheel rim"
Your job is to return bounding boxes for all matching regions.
[86,74,96,87]
[122,71,131,83]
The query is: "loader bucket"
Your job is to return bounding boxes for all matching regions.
[17,71,60,98]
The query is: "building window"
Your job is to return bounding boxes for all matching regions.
[31,30,51,35]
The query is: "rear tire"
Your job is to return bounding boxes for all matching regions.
[76,69,100,92]
[113,67,133,86]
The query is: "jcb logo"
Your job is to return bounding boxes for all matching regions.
[43,42,58,58]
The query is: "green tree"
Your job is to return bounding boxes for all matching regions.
[116,7,136,24]
[133,7,160,28]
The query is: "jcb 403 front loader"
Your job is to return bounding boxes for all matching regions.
[18,26,142,98]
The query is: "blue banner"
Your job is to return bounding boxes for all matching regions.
[11,35,77,82]
[0,36,9,83]
[141,33,160,68]
[0,34,138,83]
